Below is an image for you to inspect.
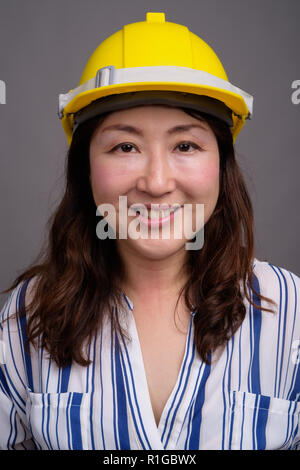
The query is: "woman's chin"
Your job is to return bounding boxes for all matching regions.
[118,236,188,260]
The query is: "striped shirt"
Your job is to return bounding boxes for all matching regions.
[0,258,299,450]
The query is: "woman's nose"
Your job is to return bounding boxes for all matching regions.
[135,149,176,196]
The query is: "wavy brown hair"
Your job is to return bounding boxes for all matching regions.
[2,107,277,367]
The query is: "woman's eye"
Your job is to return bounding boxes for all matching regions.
[110,141,200,154]
[112,143,137,153]
[176,142,200,152]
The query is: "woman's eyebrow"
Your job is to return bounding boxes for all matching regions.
[168,124,208,134]
[100,123,208,136]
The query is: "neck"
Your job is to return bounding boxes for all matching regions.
[116,243,189,304]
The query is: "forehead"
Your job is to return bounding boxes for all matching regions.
[97,105,211,132]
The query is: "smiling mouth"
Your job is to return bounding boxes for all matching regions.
[134,206,181,219]
[131,206,182,229]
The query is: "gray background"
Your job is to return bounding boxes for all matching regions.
[0,0,299,308]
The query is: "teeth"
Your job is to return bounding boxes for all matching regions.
[136,207,178,219]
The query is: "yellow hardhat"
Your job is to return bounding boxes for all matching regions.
[58,12,253,146]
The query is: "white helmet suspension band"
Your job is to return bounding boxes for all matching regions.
[58,65,253,121]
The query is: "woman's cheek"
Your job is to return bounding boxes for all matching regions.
[90,164,113,200]
[90,162,132,205]
[185,161,219,192]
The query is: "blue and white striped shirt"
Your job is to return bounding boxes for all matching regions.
[0,258,300,450]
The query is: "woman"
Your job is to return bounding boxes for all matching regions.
[0,12,299,450]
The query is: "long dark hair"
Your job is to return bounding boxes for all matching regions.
[2,107,277,367]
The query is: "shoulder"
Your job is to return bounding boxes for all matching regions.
[0,276,39,391]
[252,257,300,302]
[0,276,38,337]
[251,257,300,331]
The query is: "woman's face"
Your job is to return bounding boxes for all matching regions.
[89,105,220,260]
